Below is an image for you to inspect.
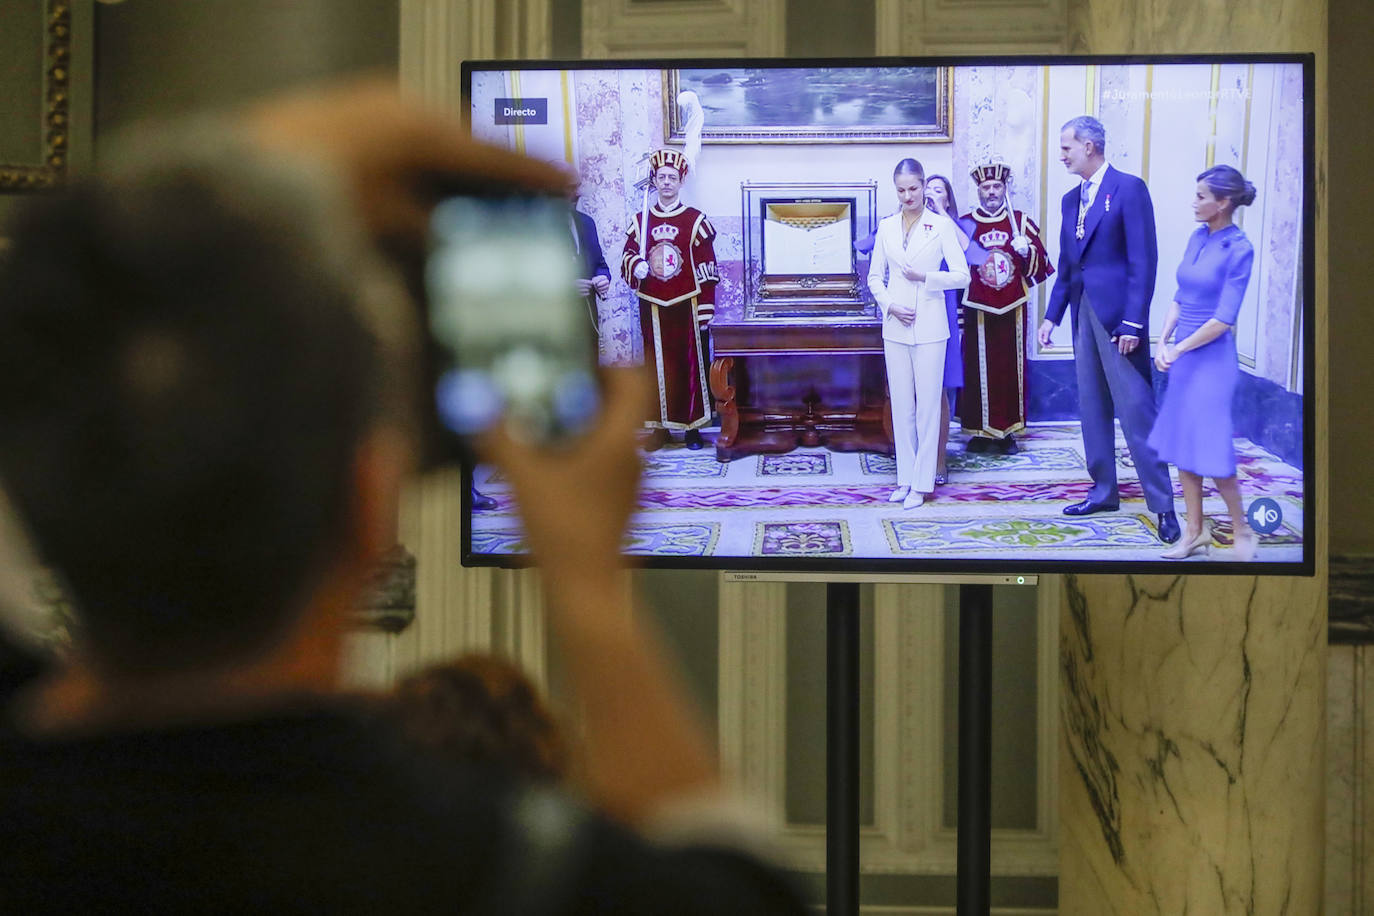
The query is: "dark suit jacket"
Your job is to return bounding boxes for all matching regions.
[1045,164,1158,338]
[573,209,611,283]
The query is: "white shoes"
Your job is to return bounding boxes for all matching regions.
[888,486,910,502]
[903,490,926,510]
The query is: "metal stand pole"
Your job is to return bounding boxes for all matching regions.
[826,582,861,916]
[956,583,994,916]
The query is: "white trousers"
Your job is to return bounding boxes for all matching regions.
[884,338,947,493]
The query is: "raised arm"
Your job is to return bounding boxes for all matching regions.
[479,370,720,826]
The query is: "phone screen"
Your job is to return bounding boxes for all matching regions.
[425,195,600,445]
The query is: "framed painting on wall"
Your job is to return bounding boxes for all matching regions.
[664,65,952,144]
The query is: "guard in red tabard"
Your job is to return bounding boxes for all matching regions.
[621,147,720,451]
[957,162,1055,454]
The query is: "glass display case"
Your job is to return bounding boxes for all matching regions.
[741,181,878,318]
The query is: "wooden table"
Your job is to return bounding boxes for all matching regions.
[708,313,895,462]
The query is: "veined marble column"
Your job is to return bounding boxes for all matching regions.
[1059,574,1326,914]
[1050,0,1328,910]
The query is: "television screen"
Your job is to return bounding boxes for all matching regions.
[460,55,1314,575]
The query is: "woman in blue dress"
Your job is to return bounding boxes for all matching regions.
[1148,165,1258,560]
[923,175,971,484]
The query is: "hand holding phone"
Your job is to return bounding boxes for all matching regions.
[426,196,600,448]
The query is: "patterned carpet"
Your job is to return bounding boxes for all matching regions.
[469,423,1305,564]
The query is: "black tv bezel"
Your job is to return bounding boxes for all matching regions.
[458,52,1317,578]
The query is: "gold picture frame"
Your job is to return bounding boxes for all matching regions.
[0,0,73,192]
[665,65,952,144]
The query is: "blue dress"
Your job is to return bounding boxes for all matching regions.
[1147,224,1255,477]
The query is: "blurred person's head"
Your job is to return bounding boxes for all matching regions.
[389,654,568,783]
[0,131,417,681]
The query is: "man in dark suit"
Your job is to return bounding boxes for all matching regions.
[572,190,612,334]
[1039,115,1180,544]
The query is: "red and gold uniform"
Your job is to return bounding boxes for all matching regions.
[621,199,719,431]
[957,204,1054,440]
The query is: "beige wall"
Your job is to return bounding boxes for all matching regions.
[93,0,399,141]
[1329,0,1374,554]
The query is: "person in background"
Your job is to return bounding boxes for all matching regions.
[919,174,969,485]
[620,149,719,452]
[867,158,971,509]
[1040,115,1181,545]
[387,653,569,785]
[0,81,807,915]
[1149,165,1259,560]
[572,186,613,335]
[957,162,1055,457]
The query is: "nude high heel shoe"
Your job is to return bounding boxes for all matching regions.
[1161,518,1212,559]
[888,486,910,503]
[903,490,926,510]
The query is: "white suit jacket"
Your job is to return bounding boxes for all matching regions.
[867,210,971,345]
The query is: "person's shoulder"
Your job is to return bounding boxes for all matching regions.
[1108,165,1148,191]
[1226,227,1255,256]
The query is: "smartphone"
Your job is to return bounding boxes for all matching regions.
[425,195,600,450]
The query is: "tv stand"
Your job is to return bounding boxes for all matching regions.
[823,581,998,916]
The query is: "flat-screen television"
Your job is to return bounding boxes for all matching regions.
[460,54,1314,576]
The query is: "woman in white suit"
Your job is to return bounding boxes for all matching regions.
[868,159,971,508]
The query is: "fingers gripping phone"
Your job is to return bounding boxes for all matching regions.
[425,196,600,452]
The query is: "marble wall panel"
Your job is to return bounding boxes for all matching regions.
[1232,372,1305,470]
[1326,645,1357,914]
[1059,573,1326,915]
[573,68,660,366]
[1026,360,1078,421]
[951,65,1046,219]
[1257,64,1306,390]
[1053,3,1328,909]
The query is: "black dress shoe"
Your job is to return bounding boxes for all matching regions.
[1156,511,1181,544]
[684,428,704,450]
[966,436,991,453]
[471,488,498,511]
[1063,498,1119,516]
[996,435,1018,455]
